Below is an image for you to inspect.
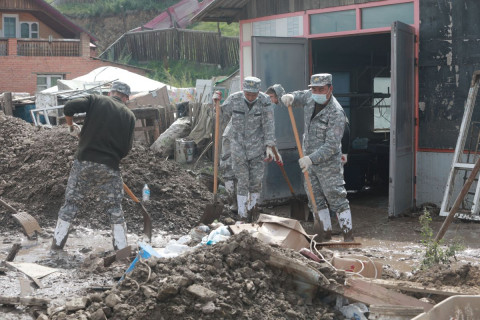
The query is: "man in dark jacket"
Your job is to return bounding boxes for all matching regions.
[51,81,136,251]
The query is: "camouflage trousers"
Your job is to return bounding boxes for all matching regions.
[305,163,349,215]
[58,160,125,224]
[232,154,264,196]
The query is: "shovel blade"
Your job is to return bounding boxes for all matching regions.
[139,203,152,242]
[201,202,224,225]
[290,198,307,221]
[12,211,42,239]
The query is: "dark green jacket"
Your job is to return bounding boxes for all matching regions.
[64,94,136,170]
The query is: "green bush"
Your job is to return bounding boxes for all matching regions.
[144,60,238,88]
[418,209,464,270]
[54,0,177,18]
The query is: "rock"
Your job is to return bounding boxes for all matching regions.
[201,301,216,314]
[36,314,49,320]
[157,282,180,301]
[141,285,156,298]
[66,297,89,311]
[105,293,122,308]
[186,284,217,302]
[89,293,103,303]
[90,309,107,320]
[171,275,191,287]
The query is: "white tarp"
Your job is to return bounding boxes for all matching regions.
[41,66,171,95]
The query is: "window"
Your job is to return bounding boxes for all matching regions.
[362,3,414,29]
[37,75,63,92]
[3,16,17,38]
[20,22,39,38]
[310,10,356,34]
[373,77,391,132]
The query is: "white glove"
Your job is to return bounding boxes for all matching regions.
[298,156,312,172]
[281,94,294,107]
[212,90,222,102]
[265,146,275,161]
[274,150,283,165]
[68,123,81,137]
[341,154,348,165]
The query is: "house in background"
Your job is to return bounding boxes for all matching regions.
[193,0,480,218]
[0,0,148,95]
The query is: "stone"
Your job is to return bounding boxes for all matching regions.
[105,293,122,308]
[202,301,216,314]
[66,297,89,311]
[186,284,217,302]
[90,309,107,320]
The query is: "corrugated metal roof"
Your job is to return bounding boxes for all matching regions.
[192,0,251,23]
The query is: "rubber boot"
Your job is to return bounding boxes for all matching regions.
[247,193,260,223]
[317,208,332,241]
[112,223,128,251]
[51,218,71,250]
[337,209,354,242]
[237,195,248,219]
[225,180,237,212]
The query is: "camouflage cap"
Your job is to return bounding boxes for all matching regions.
[111,81,131,96]
[308,73,332,87]
[243,76,261,93]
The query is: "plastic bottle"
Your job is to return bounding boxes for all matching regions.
[142,184,150,202]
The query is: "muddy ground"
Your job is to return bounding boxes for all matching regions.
[1,112,480,319]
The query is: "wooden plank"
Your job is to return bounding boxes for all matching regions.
[0,296,50,306]
[3,92,13,116]
[343,278,434,311]
[367,278,480,297]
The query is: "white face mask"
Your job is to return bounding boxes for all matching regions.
[243,94,258,105]
[312,93,328,104]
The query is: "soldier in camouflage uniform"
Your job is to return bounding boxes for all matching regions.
[281,74,354,242]
[52,81,136,251]
[265,84,285,106]
[213,77,282,220]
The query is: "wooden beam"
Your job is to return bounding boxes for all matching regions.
[342,278,434,311]
[0,296,50,306]
[2,92,13,116]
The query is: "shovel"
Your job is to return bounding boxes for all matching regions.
[200,99,224,224]
[0,198,42,239]
[286,104,325,240]
[123,183,152,242]
[272,147,306,220]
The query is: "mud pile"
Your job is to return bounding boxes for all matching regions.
[0,113,217,235]
[409,263,480,288]
[47,232,344,320]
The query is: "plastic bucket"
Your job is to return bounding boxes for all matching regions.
[175,138,196,163]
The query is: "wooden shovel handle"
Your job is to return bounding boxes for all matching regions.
[213,99,221,196]
[0,198,17,214]
[286,105,318,213]
[123,183,140,203]
[272,147,296,195]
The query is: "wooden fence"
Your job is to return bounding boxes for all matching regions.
[99,28,239,68]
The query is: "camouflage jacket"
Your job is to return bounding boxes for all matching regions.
[221,91,276,161]
[290,90,345,165]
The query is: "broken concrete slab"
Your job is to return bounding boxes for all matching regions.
[65,297,90,311]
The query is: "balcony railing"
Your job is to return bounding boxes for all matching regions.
[17,39,80,56]
[0,40,7,56]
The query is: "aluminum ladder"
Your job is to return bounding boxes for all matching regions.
[440,71,480,220]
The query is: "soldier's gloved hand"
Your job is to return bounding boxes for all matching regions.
[68,123,82,137]
[341,154,348,165]
[212,90,222,103]
[264,146,275,162]
[281,94,294,106]
[298,156,312,173]
[274,150,283,166]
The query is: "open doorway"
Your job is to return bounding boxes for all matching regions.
[311,33,391,197]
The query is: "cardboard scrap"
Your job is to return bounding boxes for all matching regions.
[229,214,311,251]
[7,262,58,279]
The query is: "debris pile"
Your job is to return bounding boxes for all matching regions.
[46,232,345,320]
[0,113,216,235]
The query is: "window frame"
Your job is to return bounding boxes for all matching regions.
[2,14,19,38]
[20,22,39,38]
[36,74,64,92]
